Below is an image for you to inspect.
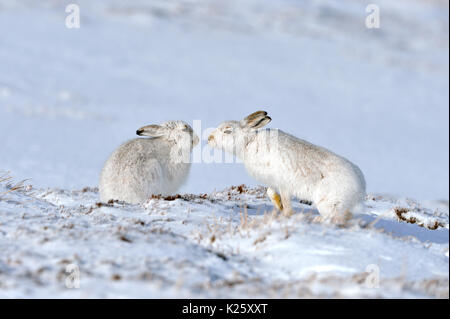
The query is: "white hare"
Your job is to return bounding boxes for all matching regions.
[208,111,366,223]
[99,121,199,204]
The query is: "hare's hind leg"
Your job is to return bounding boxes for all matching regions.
[280,192,294,217]
[316,200,352,225]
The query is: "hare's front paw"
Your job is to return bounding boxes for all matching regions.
[267,187,283,211]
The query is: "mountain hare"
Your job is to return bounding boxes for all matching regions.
[99,121,199,204]
[208,111,366,224]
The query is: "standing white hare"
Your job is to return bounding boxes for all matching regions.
[99,121,199,204]
[208,111,366,223]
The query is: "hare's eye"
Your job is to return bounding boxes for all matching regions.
[224,129,232,134]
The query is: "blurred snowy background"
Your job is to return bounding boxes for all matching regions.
[0,0,448,200]
[0,0,449,299]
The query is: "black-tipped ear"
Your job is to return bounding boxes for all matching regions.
[243,111,267,123]
[251,115,271,129]
[241,111,271,129]
[136,124,167,137]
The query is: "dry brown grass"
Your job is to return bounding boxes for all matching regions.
[394,207,445,230]
[0,171,29,199]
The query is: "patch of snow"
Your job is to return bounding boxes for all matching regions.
[0,182,448,298]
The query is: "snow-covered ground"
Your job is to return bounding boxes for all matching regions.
[0,0,448,298]
[0,177,448,298]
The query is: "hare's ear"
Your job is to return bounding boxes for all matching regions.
[136,124,168,137]
[241,111,272,129]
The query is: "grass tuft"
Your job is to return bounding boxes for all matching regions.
[394,207,445,230]
[0,171,30,199]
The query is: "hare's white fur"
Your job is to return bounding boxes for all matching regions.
[208,111,366,223]
[99,121,199,204]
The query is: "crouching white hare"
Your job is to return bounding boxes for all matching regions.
[99,121,199,204]
[208,111,366,224]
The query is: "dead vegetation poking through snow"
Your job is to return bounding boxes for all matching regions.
[0,171,30,200]
[0,183,448,298]
[394,207,446,230]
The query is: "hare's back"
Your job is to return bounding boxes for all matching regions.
[111,138,167,164]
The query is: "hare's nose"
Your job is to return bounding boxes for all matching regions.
[208,135,214,142]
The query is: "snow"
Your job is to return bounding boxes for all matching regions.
[0,0,448,298]
[0,181,448,298]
